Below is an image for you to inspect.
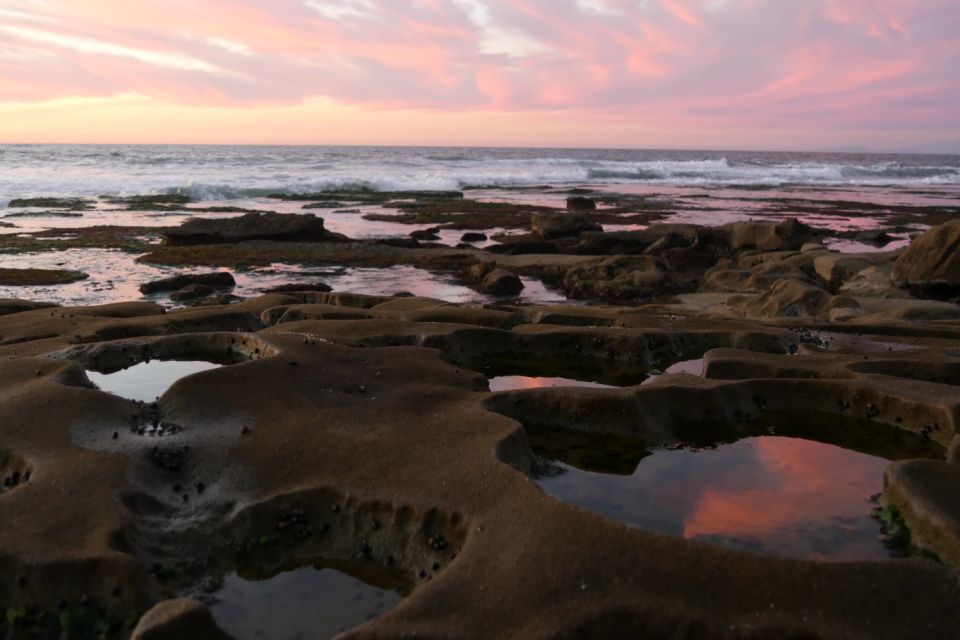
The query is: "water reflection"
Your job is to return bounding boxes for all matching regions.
[87,360,221,402]
[536,436,892,561]
[211,560,408,640]
[488,375,616,392]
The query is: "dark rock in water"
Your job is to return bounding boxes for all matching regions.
[488,241,559,255]
[264,282,333,294]
[410,227,442,241]
[0,268,88,286]
[107,194,192,207]
[8,197,93,209]
[140,272,235,294]
[162,212,349,245]
[479,268,524,295]
[170,284,217,302]
[531,211,602,240]
[566,196,597,211]
[893,220,960,297]
[461,232,488,243]
[854,230,896,247]
[374,237,421,248]
[183,294,243,307]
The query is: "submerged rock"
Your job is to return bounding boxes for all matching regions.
[140,272,236,294]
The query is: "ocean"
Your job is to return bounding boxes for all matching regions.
[1,145,959,204]
[2,144,959,308]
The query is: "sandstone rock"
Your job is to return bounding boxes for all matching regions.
[839,265,912,299]
[566,196,597,211]
[467,261,495,282]
[163,212,348,245]
[140,272,235,294]
[479,268,524,295]
[169,284,216,301]
[562,255,667,301]
[892,220,960,295]
[0,299,58,316]
[885,460,960,570]
[132,598,231,640]
[728,276,835,319]
[725,217,813,252]
[531,211,601,240]
[813,253,885,289]
[575,224,708,256]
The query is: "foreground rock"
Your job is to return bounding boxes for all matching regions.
[0,299,58,316]
[892,220,960,297]
[132,599,231,640]
[1,294,960,638]
[162,212,350,246]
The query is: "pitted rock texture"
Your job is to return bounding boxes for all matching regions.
[1,294,960,639]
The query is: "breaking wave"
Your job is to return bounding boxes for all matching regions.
[0,144,958,205]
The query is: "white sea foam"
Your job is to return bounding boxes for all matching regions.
[0,145,957,205]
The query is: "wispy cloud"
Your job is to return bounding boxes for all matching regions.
[0,24,221,72]
[0,0,956,148]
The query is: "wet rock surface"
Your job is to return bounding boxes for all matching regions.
[140,272,236,295]
[1,284,960,638]
[6,194,960,637]
[892,220,960,297]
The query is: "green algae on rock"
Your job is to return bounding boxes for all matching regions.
[0,267,88,286]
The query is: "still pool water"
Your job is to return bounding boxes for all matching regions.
[210,562,408,640]
[87,360,222,402]
[488,375,617,392]
[535,435,894,561]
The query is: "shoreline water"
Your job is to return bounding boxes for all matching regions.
[2,145,959,206]
[3,148,960,638]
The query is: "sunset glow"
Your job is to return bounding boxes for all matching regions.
[1,0,958,150]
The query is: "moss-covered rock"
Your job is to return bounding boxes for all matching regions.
[0,268,88,286]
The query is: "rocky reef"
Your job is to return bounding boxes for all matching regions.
[3,201,960,639]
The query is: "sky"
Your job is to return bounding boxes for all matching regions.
[0,0,958,151]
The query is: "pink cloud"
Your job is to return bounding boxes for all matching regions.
[0,0,956,148]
